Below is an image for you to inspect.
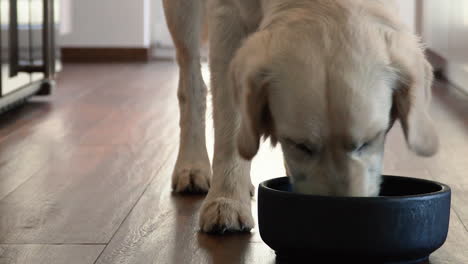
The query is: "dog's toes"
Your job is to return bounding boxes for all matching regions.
[199,197,254,234]
[172,166,211,194]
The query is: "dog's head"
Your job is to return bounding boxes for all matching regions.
[230,3,438,196]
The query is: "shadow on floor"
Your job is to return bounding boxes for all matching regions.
[0,101,52,132]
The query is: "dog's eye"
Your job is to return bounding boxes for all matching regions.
[295,143,317,156]
[283,138,319,157]
[355,142,371,153]
[351,131,384,154]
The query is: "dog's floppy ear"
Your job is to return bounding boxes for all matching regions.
[387,32,438,156]
[230,33,276,160]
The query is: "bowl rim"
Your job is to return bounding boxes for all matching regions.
[259,175,451,201]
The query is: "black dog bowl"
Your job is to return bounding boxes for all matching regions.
[258,176,451,264]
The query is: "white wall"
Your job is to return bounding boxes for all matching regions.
[152,1,418,49]
[423,0,468,61]
[59,0,71,35]
[422,1,450,58]
[152,0,418,50]
[423,0,468,92]
[152,0,173,47]
[60,0,151,47]
[395,0,417,33]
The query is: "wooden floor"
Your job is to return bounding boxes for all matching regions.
[0,61,467,264]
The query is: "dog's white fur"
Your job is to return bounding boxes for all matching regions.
[163,0,438,233]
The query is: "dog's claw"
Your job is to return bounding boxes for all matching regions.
[172,167,211,194]
[221,227,228,234]
[207,225,228,235]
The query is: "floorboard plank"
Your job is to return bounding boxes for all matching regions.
[451,185,468,233]
[94,153,276,264]
[0,64,134,202]
[0,244,104,264]
[0,64,131,143]
[430,210,468,264]
[0,63,179,244]
[0,128,177,244]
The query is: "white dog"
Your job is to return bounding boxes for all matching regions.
[162,0,438,234]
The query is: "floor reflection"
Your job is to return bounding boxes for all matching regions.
[169,192,275,264]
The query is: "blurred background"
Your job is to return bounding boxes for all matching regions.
[68,0,468,91]
[2,0,467,101]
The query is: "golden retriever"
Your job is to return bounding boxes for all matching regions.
[162,0,438,233]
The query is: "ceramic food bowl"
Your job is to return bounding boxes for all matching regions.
[257,175,451,264]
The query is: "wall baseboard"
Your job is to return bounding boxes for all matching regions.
[152,45,176,60]
[61,47,151,62]
[426,49,447,74]
[152,45,208,62]
[426,49,468,95]
[446,63,468,95]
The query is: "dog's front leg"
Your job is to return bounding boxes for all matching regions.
[198,3,255,234]
[163,0,211,193]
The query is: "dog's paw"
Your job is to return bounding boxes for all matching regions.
[172,162,211,194]
[199,197,254,234]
